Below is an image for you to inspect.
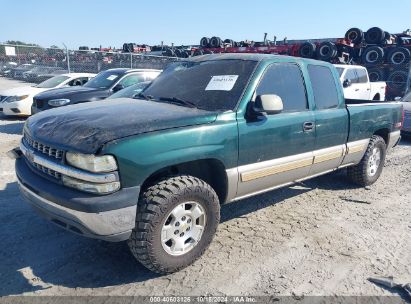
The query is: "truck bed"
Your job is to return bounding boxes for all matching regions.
[345,99,403,143]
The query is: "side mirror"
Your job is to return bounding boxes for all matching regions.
[343,79,352,88]
[253,94,284,115]
[112,84,125,92]
[394,96,402,101]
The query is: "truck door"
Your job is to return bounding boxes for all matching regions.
[342,68,361,99]
[307,64,349,176]
[236,62,316,198]
[355,68,372,100]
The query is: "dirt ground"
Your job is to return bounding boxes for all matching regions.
[0,77,410,298]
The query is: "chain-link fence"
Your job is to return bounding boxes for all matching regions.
[0,44,179,83]
[1,39,411,98]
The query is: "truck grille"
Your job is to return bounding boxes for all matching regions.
[404,111,411,130]
[32,162,62,179]
[23,132,64,159]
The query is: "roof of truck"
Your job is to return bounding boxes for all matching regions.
[187,53,335,67]
[188,53,292,62]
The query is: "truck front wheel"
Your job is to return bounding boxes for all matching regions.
[128,175,220,274]
[347,135,387,186]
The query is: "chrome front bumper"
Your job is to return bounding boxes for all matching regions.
[18,181,136,242]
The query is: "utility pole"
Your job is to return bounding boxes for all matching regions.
[62,43,70,73]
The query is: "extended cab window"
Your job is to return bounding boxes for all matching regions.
[256,63,308,112]
[356,68,368,83]
[308,65,340,110]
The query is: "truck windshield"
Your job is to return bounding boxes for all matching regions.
[83,70,122,89]
[142,59,258,111]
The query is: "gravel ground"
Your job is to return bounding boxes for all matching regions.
[0,77,410,298]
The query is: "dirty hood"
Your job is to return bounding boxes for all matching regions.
[25,98,218,154]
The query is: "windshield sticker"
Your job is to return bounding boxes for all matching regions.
[106,75,118,81]
[205,75,239,91]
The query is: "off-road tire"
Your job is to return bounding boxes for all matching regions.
[362,46,385,65]
[345,28,364,45]
[365,27,385,45]
[299,42,316,58]
[128,175,220,274]
[347,135,387,186]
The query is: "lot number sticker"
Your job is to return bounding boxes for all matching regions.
[107,75,118,81]
[205,75,239,91]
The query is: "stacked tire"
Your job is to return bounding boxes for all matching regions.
[194,36,238,56]
[343,27,411,98]
[162,48,190,58]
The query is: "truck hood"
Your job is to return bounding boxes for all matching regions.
[25,98,218,154]
[34,86,104,100]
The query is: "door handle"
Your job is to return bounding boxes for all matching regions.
[355,89,360,91]
[303,121,315,132]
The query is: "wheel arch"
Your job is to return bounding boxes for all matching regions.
[373,93,381,101]
[373,128,390,145]
[141,158,229,203]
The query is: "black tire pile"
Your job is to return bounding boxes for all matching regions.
[298,27,411,98]
[196,28,411,98]
[345,27,411,98]
[194,36,255,56]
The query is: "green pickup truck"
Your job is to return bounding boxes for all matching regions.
[11,54,403,274]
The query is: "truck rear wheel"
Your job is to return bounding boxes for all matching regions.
[347,135,386,186]
[128,175,220,274]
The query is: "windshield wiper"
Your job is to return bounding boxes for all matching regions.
[158,96,197,108]
[135,92,155,100]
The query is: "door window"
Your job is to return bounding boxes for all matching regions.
[118,74,145,88]
[356,68,368,83]
[256,63,308,112]
[344,69,359,83]
[308,65,340,110]
[68,77,89,86]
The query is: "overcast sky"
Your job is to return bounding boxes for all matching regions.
[1,0,411,49]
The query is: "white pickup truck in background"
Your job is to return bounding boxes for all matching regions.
[335,64,387,101]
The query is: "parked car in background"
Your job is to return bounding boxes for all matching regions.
[31,68,161,113]
[0,62,18,76]
[107,81,152,99]
[10,64,36,79]
[400,91,411,136]
[12,54,402,274]
[0,73,95,116]
[23,66,68,83]
[335,64,386,101]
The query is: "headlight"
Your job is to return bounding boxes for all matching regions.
[5,95,29,103]
[62,175,120,194]
[66,152,118,173]
[48,99,71,107]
